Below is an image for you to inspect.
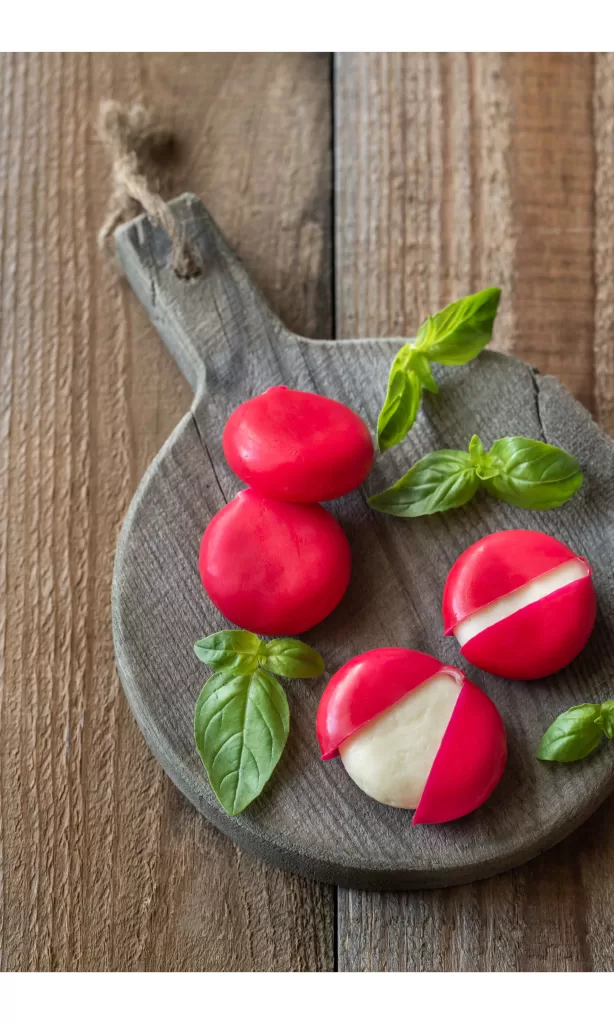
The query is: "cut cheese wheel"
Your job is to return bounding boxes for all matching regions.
[454,558,589,646]
[443,530,596,680]
[316,648,507,824]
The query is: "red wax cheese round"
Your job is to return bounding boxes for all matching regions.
[222,386,374,502]
[443,529,596,680]
[199,489,351,635]
[316,648,507,824]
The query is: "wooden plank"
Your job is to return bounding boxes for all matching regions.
[0,52,334,971]
[334,51,613,971]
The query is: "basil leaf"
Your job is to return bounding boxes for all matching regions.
[264,638,325,679]
[194,630,262,673]
[194,668,289,815]
[537,704,604,763]
[483,437,583,510]
[407,349,438,394]
[600,700,614,741]
[468,434,499,481]
[377,363,423,452]
[368,450,479,517]
[415,287,501,365]
[468,434,486,462]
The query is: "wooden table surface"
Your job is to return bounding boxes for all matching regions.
[1,52,613,972]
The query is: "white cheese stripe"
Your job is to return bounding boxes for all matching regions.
[454,557,589,648]
[339,672,461,810]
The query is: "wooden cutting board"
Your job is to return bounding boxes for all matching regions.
[111,194,614,890]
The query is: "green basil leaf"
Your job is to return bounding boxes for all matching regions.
[264,638,325,679]
[468,434,486,461]
[368,450,479,517]
[377,362,423,452]
[600,700,614,741]
[537,704,604,762]
[194,630,262,673]
[407,349,438,394]
[483,436,583,510]
[194,668,289,815]
[468,434,499,481]
[415,287,501,365]
[415,316,432,347]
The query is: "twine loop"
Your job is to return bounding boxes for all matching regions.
[98,100,200,278]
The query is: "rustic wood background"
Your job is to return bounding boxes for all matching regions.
[1,51,613,971]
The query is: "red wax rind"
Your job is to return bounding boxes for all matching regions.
[413,678,507,825]
[316,647,463,761]
[222,386,374,503]
[316,647,507,824]
[460,576,596,680]
[442,529,580,635]
[199,489,351,636]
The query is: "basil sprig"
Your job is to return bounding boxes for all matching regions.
[377,287,501,452]
[193,630,325,815]
[368,434,583,517]
[537,701,614,763]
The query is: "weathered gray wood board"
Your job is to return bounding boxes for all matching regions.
[112,194,614,889]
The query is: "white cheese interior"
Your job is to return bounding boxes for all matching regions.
[339,672,461,809]
[454,557,588,647]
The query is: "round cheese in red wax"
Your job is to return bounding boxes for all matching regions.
[199,489,351,635]
[316,648,507,824]
[443,529,596,680]
[222,386,374,502]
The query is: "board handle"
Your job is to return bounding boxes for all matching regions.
[114,193,284,395]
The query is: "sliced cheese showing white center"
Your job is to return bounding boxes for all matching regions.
[339,672,461,809]
[454,557,589,648]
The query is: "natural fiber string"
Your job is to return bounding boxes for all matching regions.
[98,100,201,278]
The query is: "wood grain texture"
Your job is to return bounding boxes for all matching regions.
[334,51,614,971]
[0,52,334,971]
[113,195,614,892]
